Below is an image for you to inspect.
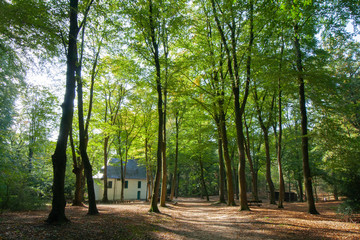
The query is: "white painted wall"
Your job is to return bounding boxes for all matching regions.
[94,179,147,201]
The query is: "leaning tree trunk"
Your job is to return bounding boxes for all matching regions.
[294,23,318,214]
[46,0,79,224]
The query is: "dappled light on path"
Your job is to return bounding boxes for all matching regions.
[0,197,359,239]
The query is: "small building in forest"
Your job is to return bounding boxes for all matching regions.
[93,158,147,201]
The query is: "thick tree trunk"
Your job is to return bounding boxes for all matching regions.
[294,23,319,214]
[46,0,78,224]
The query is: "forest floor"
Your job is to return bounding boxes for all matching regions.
[0,197,359,240]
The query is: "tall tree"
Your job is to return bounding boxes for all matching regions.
[290,1,319,215]
[211,0,255,210]
[47,0,80,223]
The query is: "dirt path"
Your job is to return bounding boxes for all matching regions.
[0,197,359,239]
[148,198,359,239]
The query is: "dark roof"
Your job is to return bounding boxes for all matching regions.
[95,158,146,180]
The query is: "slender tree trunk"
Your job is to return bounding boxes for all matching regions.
[298,176,304,202]
[216,126,226,203]
[264,128,276,204]
[199,158,209,202]
[294,23,319,214]
[46,0,78,224]
[76,18,98,214]
[102,136,109,203]
[120,149,125,202]
[149,0,163,213]
[218,109,235,206]
[145,137,152,201]
[244,117,259,201]
[70,128,83,206]
[160,92,167,206]
[170,113,179,201]
[333,184,339,201]
[277,38,285,209]
[175,172,180,198]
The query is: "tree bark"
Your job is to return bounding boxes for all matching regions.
[294,23,318,214]
[46,0,79,224]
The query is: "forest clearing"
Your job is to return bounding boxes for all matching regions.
[1,0,360,235]
[0,197,359,240]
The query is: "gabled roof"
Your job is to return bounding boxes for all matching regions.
[94,158,146,180]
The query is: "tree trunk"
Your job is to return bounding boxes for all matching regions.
[145,137,152,201]
[46,0,78,224]
[175,172,180,199]
[294,23,319,214]
[297,176,304,202]
[333,184,339,201]
[102,136,109,203]
[76,20,98,214]
[70,127,83,206]
[170,113,179,201]
[72,157,84,206]
[277,39,285,209]
[264,128,276,204]
[216,126,226,203]
[199,158,209,202]
[244,116,259,201]
[218,109,235,206]
[149,0,163,213]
